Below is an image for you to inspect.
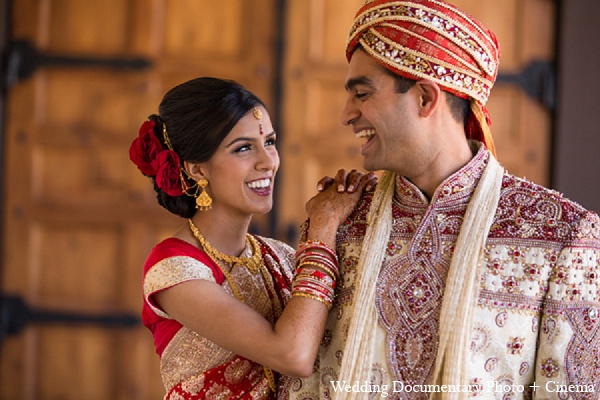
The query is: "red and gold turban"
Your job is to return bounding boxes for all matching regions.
[346,0,501,155]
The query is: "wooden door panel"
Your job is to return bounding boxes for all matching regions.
[36,327,115,399]
[521,0,555,60]
[41,72,155,133]
[163,0,244,56]
[32,225,120,304]
[45,0,131,53]
[3,81,36,297]
[2,0,277,399]
[307,0,361,63]
[158,0,277,107]
[279,0,363,243]
[31,73,155,209]
[462,0,556,187]
[489,86,552,186]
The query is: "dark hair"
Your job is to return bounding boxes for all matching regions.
[444,91,469,126]
[384,69,416,94]
[147,77,266,218]
[382,68,469,125]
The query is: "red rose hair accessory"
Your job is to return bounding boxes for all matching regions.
[129,120,162,176]
[129,119,184,196]
[154,149,184,196]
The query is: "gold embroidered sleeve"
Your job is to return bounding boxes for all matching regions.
[143,256,216,319]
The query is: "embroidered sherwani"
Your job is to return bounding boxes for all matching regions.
[280,145,600,400]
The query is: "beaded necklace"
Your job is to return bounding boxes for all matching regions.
[187,219,276,392]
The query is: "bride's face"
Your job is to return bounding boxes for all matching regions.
[200,106,279,217]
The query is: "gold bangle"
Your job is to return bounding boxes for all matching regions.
[297,261,338,280]
[291,291,332,310]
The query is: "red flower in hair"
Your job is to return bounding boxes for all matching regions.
[155,150,183,196]
[129,120,162,176]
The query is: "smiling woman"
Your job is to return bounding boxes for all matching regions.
[129,77,375,399]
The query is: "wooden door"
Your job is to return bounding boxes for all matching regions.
[0,1,277,399]
[278,0,557,244]
[455,0,556,186]
[279,0,366,243]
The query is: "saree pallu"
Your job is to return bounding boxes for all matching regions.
[142,235,295,400]
[166,355,272,400]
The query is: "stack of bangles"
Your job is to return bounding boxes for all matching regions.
[291,240,339,310]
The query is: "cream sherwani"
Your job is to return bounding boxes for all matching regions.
[280,145,600,400]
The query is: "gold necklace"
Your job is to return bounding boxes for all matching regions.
[188,219,262,273]
[188,219,276,392]
[189,219,282,316]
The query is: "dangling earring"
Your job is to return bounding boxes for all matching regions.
[195,179,212,211]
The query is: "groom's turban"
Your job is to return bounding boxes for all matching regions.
[346,0,501,153]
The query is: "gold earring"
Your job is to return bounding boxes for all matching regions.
[195,179,212,211]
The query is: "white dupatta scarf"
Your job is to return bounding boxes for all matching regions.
[334,154,504,400]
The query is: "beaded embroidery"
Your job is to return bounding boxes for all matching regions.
[332,146,598,397]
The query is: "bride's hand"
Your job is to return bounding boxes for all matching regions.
[306,169,377,233]
[316,169,378,194]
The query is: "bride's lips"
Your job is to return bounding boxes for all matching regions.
[246,178,272,196]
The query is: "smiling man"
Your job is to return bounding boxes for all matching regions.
[279,1,600,399]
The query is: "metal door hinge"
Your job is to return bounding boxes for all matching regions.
[1,39,153,90]
[0,294,140,343]
[496,60,556,110]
